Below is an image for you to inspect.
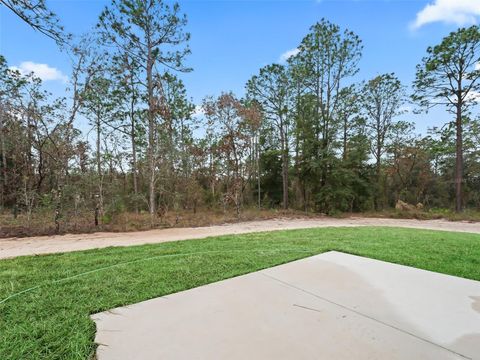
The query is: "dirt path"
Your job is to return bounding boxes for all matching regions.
[1,217,480,260]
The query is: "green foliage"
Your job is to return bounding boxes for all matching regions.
[98,0,191,73]
[413,25,480,112]
[2,0,70,44]
[259,149,283,206]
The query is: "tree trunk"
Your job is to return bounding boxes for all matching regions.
[375,145,382,211]
[0,109,6,208]
[343,117,348,161]
[282,148,289,210]
[280,120,288,210]
[210,151,215,197]
[96,114,104,217]
[256,133,261,209]
[130,109,138,213]
[146,45,156,225]
[455,103,463,212]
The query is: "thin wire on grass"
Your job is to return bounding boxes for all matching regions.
[0,248,315,305]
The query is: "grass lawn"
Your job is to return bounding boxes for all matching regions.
[1,226,480,360]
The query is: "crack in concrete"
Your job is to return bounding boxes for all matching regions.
[292,303,323,313]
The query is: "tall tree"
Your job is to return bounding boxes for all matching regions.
[203,93,250,217]
[241,100,262,209]
[63,35,104,181]
[246,64,291,209]
[0,56,25,208]
[290,19,362,205]
[362,73,405,210]
[336,85,362,161]
[155,72,194,214]
[81,75,115,218]
[99,0,191,223]
[413,25,480,212]
[110,52,143,212]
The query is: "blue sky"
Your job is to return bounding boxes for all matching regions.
[1,0,480,134]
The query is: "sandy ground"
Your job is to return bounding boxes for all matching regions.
[1,217,480,260]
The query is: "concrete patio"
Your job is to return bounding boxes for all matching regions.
[93,251,480,359]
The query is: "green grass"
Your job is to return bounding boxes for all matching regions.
[1,226,480,359]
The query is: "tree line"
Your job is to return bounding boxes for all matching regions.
[0,0,479,232]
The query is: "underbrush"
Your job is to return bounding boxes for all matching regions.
[0,208,314,238]
[358,208,480,222]
[1,205,479,239]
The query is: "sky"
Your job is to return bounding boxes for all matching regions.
[1,0,480,135]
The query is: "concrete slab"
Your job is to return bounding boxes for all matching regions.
[92,251,480,360]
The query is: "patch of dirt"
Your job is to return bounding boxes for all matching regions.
[1,217,480,260]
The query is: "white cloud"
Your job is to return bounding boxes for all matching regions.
[475,62,480,71]
[411,0,480,30]
[10,61,68,83]
[279,48,300,63]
